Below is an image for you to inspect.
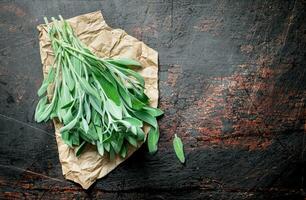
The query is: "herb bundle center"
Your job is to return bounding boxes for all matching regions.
[35,16,163,159]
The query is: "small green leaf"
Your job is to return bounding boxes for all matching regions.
[118,85,132,107]
[120,117,143,127]
[94,73,121,106]
[84,97,91,123]
[78,76,99,99]
[47,67,55,82]
[59,82,72,109]
[61,100,74,109]
[87,124,99,141]
[97,141,104,156]
[61,131,73,147]
[133,90,149,103]
[36,102,54,123]
[60,116,78,133]
[71,131,80,146]
[116,67,145,87]
[96,126,103,143]
[143,107,164,117]
[62,107,74,124]
[133,110,157,128]
[111,134,123,154]
[109,146,115,160]
[136,127,145,141]
[92,111,101,126]
[104,99,122,120]
[82,117,89,133]
[71,56,83,75]
[125,117,143,127]
[107,58,142,67]
[120,144,127,158]
[131,96,146,110]
[37,82,49,97]
[126,135,138,147]
[79,131,94,143]
[63,66,75,91]
[104,142,110,152]
[173,134,185,163]
[147,127,159,154]
[130,126,137,135]
[37,67,55,97]
[34,96,48,121]
[76,141,86,157]
[103,134,113,143]
[89,96,103,116]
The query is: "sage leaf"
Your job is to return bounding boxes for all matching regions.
[120,144,127,158]
[147,127,159,154]
[97,141,105,156]
[61,100,74,109]
[143,107,164,117]
[173,134,185,163]
[76,141,86,157]
[82,117,89,133]
[105,99,122,120]
[133,111,157,128]
[126,135,138,147]
[107,58,142,68]
[37,67,55,96]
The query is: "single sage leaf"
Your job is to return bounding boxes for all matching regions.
[82,117,89,133]
[147,127,159,154]
[76,141,86,157]
[107,58,142,67]
[120,144,127,158]
[143,107,164,117]
[61,100,74,109]
[37,67,55,97]
[126,135,138,147]
[71,131,80,146]
[94,73,121,106]
[133,111,157,128]
[173,134,185,163]
[97,141,105,156]
[105,99,122,120]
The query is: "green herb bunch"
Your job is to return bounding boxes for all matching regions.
[35,16,163,159]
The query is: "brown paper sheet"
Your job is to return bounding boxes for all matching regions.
[37,11,158,189]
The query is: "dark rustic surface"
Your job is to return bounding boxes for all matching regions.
[1,0,306,199]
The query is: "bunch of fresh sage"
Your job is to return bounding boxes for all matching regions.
[35,16,163,159]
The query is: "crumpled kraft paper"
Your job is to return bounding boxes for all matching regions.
[37,11,158,189]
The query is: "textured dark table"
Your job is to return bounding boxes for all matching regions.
[1,0,306,199]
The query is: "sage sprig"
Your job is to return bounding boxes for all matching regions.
[173,134,185,163]
[35,16,163,159]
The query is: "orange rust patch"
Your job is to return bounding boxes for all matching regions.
[194,18,222,35]
[177,64,305,150]
[224,137,272,150]
[131,23,158,39]
[4,192,23,199]
[167,65,182,87]
[19,182,33,190]
[238,64,248,68]
[9,25,17,32]
[0,4,26,17]
[256,54,274,66]
[260,67,274,78]
[240,44,254,53]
